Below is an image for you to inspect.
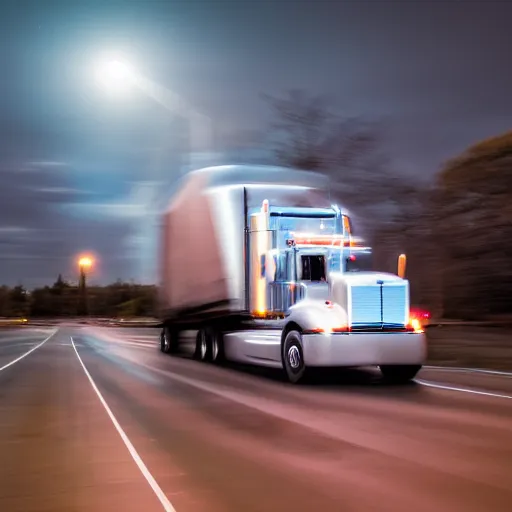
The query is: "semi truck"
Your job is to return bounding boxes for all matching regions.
[158,164,426,383]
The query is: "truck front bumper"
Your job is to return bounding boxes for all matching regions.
[302,331,427,367]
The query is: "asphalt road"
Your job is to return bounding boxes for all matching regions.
[0,325,511,512]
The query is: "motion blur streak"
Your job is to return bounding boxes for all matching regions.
[0,329,57,372]
[70,336,177,512]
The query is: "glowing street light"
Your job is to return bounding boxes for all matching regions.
[77,255,94,316]
[78,256,93,270]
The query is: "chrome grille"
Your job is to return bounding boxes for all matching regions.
[350,285,381,326]
[382,284,408,326]
[349,282,408,327]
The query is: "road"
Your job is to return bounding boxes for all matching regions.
[0,325,511,512]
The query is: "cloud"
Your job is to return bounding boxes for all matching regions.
[27,161,68,168]
[0,226,32,234]
[66,202,148,219]
[36,186,92,194]
[0,163,142,287]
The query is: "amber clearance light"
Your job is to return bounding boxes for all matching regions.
[406,316,424,334]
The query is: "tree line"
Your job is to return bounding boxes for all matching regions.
[0,276,157,318]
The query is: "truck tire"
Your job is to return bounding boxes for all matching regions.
[379,365,422,383]
[282,330,307,384]
[195,328,212,362]
[210,329,225,363]
[160,326,179,354]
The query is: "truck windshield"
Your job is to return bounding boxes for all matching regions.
[275,216,337,250]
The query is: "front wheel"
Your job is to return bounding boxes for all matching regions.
[282,330,307,384]
[379,364,422,383]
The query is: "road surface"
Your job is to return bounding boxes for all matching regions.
[0,325,511,511]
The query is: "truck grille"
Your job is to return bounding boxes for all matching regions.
[350,283,407,328]
[382,285,408,325]
[350,285,382,326]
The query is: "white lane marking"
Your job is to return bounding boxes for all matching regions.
[415,379,512,400]
[70,337,176,512]
[424,365,512,378]
[0,329,58,372]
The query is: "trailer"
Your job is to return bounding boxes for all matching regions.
[158,164,426,383]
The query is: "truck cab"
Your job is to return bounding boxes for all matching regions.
[249,202,371,317]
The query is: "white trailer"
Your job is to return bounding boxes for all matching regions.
[158,165,426,383]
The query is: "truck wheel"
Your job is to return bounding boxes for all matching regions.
[160,326,179,354]
[379,365,422,383]
[195,328,212,362]
[282,330,307,384]
[211,329,225,363]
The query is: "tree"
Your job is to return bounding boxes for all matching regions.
[263,90,423,225]
[262,89,376,173]
[8,285,29,317]
[51,274,68,295]
[435,130,512,318]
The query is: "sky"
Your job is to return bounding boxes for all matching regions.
[1,0,511,288]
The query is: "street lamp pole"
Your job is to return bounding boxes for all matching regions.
[77,257,93,316]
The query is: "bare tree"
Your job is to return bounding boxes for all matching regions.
[263,90,441,312]
[263,90,423,223]
[262,90,375,173]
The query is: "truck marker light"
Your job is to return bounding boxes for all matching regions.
[406,316,424,334]
[398,253,407,278]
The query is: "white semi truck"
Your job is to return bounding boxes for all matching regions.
[158,165,426,383]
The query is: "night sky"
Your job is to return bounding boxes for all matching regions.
[1,0,511,288]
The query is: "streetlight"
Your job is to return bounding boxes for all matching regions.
[78,257,93,270]
[78,256,94,316]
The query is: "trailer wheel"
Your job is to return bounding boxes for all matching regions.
[282,330,307,384]
[379,365,422,383]
[160,326,179,354]
[195,328,212,362]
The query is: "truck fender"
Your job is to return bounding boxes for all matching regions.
[283,299,348,337]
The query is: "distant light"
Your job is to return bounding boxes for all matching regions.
[95,58,134,95]
[78,257,93,269]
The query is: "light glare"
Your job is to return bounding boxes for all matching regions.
[95,58,134,95]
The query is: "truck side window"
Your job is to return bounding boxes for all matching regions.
[275,252,289,281]
[301,255,326,281]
